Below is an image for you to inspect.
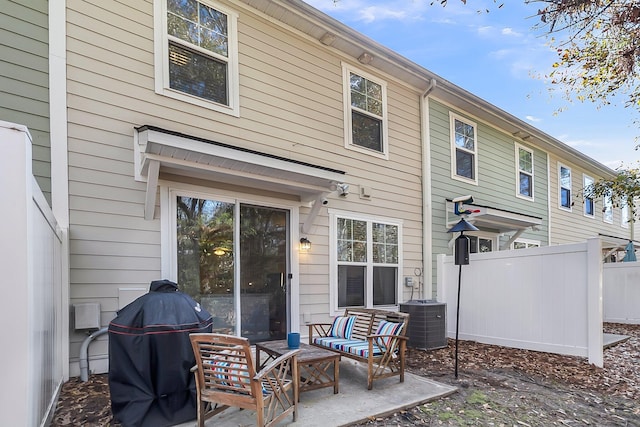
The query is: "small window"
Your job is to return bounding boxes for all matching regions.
[154,0,239,116]
[559,164,572,210]
[583,175,594,217]
[603,193,613,223]
[621,198,629,228]
[333,213,400,311]
[342,64,388,158]
[467,234,496,253]
[512,239,540,250]
[450,113,478,184]
[516,145,534,199]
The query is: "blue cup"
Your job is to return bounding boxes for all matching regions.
[287,332,300,349]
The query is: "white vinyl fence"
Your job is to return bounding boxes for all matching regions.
[604,261,640,324]
[0,122,66,427]
[437,238,604,367]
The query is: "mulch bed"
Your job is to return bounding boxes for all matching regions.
[51,323,640,426]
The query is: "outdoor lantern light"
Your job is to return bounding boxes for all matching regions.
[299,237,311,251]
[213,247,230,256]
[447,217,479,379]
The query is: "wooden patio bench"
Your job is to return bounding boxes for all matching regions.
[307,307,409,390]
[189,333,299,427]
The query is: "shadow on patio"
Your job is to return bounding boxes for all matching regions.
[175,358,457,427]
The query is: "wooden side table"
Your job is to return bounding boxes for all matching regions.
[256,340,340,398]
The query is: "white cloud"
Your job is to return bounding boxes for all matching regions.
[501,27,522,37]
[359,6,408,23]
[526,115,542,123]
[477,25,494,35]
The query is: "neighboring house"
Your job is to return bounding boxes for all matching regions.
[1,0,632,403]
[549,153,632,256]
[424,96,631,295]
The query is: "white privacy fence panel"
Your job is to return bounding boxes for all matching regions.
[437,238,603,366]
[0,122,65,427]
[604,262,640,324]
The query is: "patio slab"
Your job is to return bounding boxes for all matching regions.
[177,358,457,427]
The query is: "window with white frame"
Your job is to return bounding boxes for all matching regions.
[154,0,239,115]
[512,239,540,250]
[559,164,572,210]
[332,213,400,310]
[603,193,613,223]
[343,64,388,158]
[450,113,478,184]
[621,197,629,228]
[583,175,595,217]
[467,233,496,253]
[516,144,534,199]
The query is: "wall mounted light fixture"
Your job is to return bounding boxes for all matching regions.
[299,238,311,251]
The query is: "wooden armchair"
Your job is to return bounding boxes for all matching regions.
[189,333,299,427]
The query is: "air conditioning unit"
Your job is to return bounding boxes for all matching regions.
[400,300,447,350]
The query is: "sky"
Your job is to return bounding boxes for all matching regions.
[303,0,640,170]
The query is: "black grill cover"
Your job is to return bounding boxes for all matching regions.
[108,279,213,427]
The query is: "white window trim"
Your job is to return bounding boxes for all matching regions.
[465,231,498,253]
[342,63,389,160]
[603,193,614,224]
[153,0,240,116]
[621,198,629,228]
[160,183,302,333]
[558,163,572,212]
[328,209,402,316]
[449,112,478,185]
[511,238,540,250]
[515,143,534,201]
[583,174,595,218]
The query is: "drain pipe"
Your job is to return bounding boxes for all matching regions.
[79,327,108,382]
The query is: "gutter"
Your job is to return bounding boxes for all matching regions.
[421,79,436,299]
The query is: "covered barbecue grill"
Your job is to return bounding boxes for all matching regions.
[108,279,213,427]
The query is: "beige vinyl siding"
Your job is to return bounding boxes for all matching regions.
[1,0,51,201]
[549,154,630,244]
[429,99,549,295]
[65,0,424,364]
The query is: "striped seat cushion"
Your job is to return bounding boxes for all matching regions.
[313,336,382,358]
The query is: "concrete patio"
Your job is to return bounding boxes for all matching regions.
[177,358,457,427]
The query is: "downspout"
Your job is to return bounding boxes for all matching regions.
[421,78,437,300]
[79,327,108,382]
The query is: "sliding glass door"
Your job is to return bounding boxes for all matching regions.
[176,195,289,342]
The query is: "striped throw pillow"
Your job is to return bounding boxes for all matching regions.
[329,316,356,339]
[375,320,403,348]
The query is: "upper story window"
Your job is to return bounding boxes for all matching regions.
[559,164,572,210]
[154,0,239,116]
[330,211,401,312]
[450,113,478,184]
[603,193,613,223]
[342,64,388,159]
[516,144,534,200]
[583,175,595,217]
[621,197,629,228]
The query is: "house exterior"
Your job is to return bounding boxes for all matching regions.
[62,0,432,376]
[1,2,634,423]
[1,0,51,202]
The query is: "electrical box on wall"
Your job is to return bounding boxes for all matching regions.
[74,303,101,330]
[404,277,413,287]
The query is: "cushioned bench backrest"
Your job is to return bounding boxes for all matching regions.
[344,308,409,341]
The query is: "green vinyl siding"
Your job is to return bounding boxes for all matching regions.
[429,99,549,295]
[0,0,51,202]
